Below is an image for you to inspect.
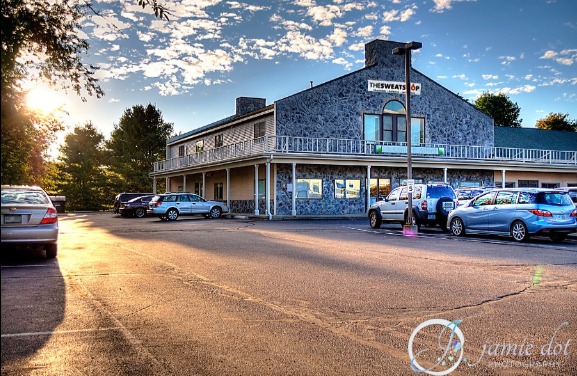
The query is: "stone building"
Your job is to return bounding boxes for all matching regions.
[149,39,577,218]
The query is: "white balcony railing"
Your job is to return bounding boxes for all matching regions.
[152,136,576,173]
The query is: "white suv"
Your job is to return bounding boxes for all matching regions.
[368,183,457,231]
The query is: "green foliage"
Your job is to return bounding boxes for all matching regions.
[0,100,58,185]
[106,104,174,192]
[535,113,577,132]
[1,0,101,185]
[57,123,110,211]
[474,92,522,128]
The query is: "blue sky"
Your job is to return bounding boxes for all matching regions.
[29,0,577,142]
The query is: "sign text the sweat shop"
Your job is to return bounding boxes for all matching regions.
[368,80,422,95]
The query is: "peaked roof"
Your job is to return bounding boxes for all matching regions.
[494,126,577,151]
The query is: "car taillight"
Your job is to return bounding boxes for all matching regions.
[40,207,58,224]
[155,202,162,207]
[421,200,427,210]
[528,209,553,217]
[571,209,577,218]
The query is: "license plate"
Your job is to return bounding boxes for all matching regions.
[4,215,22,224]
[443,202,454,210]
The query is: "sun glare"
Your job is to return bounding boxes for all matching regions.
[25,86,66,116]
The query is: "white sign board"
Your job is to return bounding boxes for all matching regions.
[406,179,415,193]
[368,80,422,95]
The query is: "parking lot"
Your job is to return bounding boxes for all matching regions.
[2,213,576,375]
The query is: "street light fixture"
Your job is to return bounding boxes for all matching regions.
[393,41,422,235]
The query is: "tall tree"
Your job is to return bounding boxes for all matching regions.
[1,0,169,185]
[1,0,102,184]
[474,92,522,128]
[58,122,110,211]
[535,113,576,132]
[107,104,173,192]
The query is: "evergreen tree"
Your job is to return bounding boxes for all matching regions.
[58,123,110,211]
[107,104,173,192]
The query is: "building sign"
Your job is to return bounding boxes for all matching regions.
[368,80,422,95]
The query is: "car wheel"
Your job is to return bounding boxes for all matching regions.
[46,244,58,259]
[166,208,179,221]
[450,217,466,236]
[511,220,529,242]
[135,208,146,218]
[209,206,222,219]
[369,211,381,229]
[549,233,567,243]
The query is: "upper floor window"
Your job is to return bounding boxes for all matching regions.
[254,122,266,139]
[215,134,223,148]
[363,100,424,144]
[196,140,204,153]
[178,145,185,157]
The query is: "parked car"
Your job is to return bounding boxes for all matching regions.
[368,183,458,231]
[557,187,577,208]
[1,185,59,258]
[148,192,229,221]
[118,195,154,218]
[448,188,577,242]
[113,192,154,213]
[455,187,494,206]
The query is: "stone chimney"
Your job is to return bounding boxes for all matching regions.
[236,97,266,116]
[365,39,407,68]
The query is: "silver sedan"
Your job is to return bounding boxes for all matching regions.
[1,185,59,258]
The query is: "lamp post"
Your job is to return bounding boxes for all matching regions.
[392,41,422,235]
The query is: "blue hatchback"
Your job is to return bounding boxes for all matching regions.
[447,188,577,242]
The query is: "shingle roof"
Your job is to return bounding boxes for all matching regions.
[494,126,577,151]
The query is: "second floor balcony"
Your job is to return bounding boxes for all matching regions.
[152,136,577,174]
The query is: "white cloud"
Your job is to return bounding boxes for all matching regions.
[355,25,373,37]
[482,74,498,80]
[379,25,392,37]
[499,55,516,65]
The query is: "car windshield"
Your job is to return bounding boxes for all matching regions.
[426,186,455,199]
[1,190,50,205]
[535,192,573,206]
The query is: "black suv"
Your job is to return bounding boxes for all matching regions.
[118,195,154,218]
[113,192,154,214]
[368,183,458,231]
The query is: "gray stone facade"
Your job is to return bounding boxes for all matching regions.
[274,164,494,216]
[275,39,494,146]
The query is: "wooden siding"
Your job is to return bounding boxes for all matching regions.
[168,114,275,160]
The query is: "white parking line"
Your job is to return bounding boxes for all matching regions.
[1,264,54,268]
[1,327,124,338]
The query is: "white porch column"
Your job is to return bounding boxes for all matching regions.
[501,169,506,188]
[165,177,169,192]
[366,165,372,212]
[443,168,448,184]
[254,164,260,215]
[266,159,271,220]
[291,163,297,216]
[183,174,187,192]
[226,168,230,209]
[202,172,206,197]
[153,178,157,194]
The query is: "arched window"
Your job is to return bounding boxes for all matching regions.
[363,100,424,144]
[383,100,405,114]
